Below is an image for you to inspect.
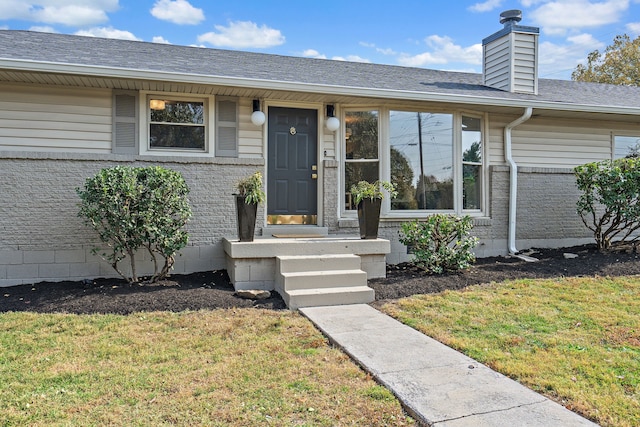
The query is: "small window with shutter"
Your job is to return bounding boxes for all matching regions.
[216,97,238,157]
[113,91,138,154]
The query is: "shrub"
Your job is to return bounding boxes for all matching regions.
[77,166,192,283]
[575,157,640,251]
[349,180,397,205]
[235,171,266,204]
[399,215,478,274]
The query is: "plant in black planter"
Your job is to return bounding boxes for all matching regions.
[350,180,397,239]
[234,171,266,242]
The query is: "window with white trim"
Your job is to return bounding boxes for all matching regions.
[342,108,484,215]
[344,110,380,210]
[148,97,206,150]
[614,135,640,159]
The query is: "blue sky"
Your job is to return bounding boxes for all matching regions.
[1,0,639,80]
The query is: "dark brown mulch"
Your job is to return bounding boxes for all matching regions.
[2,245,640,315]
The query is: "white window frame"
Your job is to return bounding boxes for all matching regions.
[139,92,215,157]
[612,133,640,159]
[340,107,487,218]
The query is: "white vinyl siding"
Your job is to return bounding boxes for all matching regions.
[483,31,538,94]
[237,98,263,158]
[483,37,511,91]
[0,83,112,152]
[487,116,640,168]
[512,34,537,94]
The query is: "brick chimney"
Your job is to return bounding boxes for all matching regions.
[483,10,540,94]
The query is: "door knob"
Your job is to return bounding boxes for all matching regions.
[311,173,318,179]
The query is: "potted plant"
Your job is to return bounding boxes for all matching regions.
[234,171,266,242]
[350,180,397,239]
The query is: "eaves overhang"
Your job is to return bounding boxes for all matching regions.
[1,57,640,117]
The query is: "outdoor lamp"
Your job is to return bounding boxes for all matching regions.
[251,99,266,126]
[326,104,340,132]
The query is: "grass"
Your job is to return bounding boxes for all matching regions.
[0,309,414,426]
[379,275,640,427]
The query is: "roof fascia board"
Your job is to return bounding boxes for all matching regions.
[1,58,639,117]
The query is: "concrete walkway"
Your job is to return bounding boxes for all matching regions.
[300,304,598,427]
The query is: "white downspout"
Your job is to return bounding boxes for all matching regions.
[504,107,533,254]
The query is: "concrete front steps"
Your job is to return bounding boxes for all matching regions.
[276,254,374,310]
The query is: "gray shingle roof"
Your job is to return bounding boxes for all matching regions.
[1,30,639,112]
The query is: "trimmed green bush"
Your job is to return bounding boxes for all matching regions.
[399,215,478,274]
[77,166,192,283]
[575,157,640,251]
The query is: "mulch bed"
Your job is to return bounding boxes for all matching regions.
[2,245,640,315]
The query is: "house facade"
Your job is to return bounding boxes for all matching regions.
[1,14,640,287]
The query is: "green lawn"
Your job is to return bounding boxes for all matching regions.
[380,276,640,427]
[0,309,414,426]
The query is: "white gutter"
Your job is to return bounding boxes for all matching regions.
[505,107,533,255]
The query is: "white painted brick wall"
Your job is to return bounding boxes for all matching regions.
[0,152,264,286]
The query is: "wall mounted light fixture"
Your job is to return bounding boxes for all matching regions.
[251,99,266,126]
[149,99,166,110]
[326,104,340,132]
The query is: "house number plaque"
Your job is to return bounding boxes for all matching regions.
[289,127,297,135]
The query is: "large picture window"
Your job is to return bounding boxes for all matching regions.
[342,109,484,215]
[389,111,453,210]
[149,98,205,150]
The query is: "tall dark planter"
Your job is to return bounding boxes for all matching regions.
[357,198,382,239]
[235,195,258,242]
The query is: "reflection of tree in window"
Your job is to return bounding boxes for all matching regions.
[462,116,482,210]
[345,111,378,159]
[389,111,453,210]
[344,111,379,209]
[150,100,205,150]
[390,148,417,209]
[614,136,640,159]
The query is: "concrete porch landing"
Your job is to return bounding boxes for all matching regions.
[223,235,390,308]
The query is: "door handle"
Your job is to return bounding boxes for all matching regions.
[311,173,318,179]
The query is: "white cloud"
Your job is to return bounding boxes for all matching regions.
[520,0,546,7]
[152,35,171,44]
[530,0,630,35]
[302,49,370,62]
[302,49,326,59]
[538,33,605,77]
[29,25,58,33]
[0,25,9,30]
[627,22,640,35]
[468,0,504,12]
[0,0,32,20]
[332,55,371,63]
[360,41,397,56]
[398,35,482,67]
[0,1,119,26]
[75,26,140,41]
[197,21,285,48]
[150,0,204,25]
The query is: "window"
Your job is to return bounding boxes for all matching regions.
[344,111,379,210]
[149,98,205,150]
[389,111,453,210]
[342,109,484,215]
[614,135,640,159]
[462,116,482,210]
